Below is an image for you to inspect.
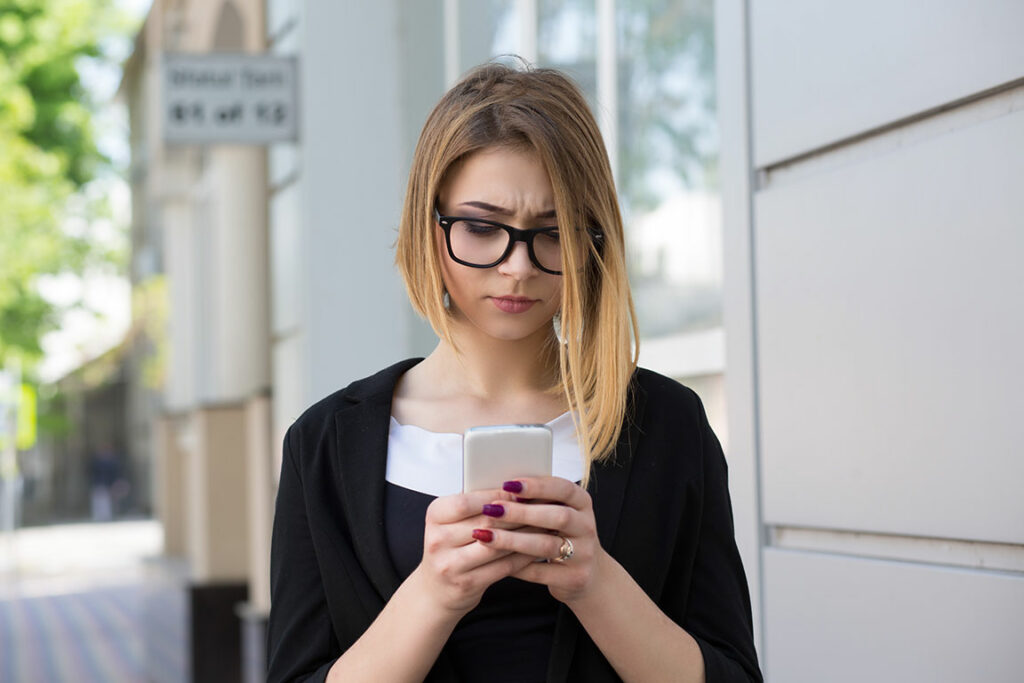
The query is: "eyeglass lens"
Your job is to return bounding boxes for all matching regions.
[449,220,561,272]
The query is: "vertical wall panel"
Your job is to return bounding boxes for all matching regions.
[755,109,1024,545]
[300,0,409,404]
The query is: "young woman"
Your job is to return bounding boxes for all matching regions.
[267,62,761,683]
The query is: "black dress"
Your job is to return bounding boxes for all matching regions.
[385,483,556,683]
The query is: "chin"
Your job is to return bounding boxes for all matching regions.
[467,313,554,343]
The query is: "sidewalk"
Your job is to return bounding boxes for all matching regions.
[0,520,162,683]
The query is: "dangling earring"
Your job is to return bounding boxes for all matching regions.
[443,290,451,310]
[552,312,567,345]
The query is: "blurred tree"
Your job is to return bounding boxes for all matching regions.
[0,0,130,370]
[617,0,716,214]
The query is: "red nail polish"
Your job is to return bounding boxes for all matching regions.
[502,480,523,493]
[482,504,504,517]
[472,529,494,542]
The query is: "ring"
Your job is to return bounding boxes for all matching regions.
[553,537,574,563]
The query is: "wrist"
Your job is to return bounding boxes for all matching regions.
[564,547,620,613]
[405,564,474,626]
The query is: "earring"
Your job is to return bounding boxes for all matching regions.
[443,290,451,310]
[552,312,567,344]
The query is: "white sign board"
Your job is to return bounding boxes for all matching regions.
[163,53,298,144]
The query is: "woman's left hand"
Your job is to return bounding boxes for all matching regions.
[472,476,607,605]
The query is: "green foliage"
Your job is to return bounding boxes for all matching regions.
[617,0,717,213]
[0,0,134,368]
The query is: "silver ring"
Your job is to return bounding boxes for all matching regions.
[553,537,574,563]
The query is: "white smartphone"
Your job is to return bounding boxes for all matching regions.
[462,424,553,492]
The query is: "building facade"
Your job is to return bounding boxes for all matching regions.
[718,1,1024,680]
[124,0,1022,680]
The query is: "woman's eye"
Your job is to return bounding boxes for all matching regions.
[463,222,500,235]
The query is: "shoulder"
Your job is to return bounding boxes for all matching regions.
[631,366,705,425]
[284,357,424,448]
[624,367,717,476]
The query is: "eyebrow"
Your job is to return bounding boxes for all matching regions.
[458,201,557,220]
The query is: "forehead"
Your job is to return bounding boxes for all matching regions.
[440,147,554,212]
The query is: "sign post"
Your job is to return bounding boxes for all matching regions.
[0,365,21,572]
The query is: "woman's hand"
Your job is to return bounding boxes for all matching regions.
[414,488,540,617]
[472,476,607,605]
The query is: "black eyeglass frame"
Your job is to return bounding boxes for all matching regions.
[433,207,603,276]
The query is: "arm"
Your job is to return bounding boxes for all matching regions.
[565,550,707,683]
[482,480,707,682]
[479,399,761,682]
[267,428,341,682]
[669,404,761,682]
[569,402,761,682]
[323,568,461,682]
[324,490,542,682]
[267,428,537,682]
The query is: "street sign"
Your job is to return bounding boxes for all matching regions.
[162,53,299,144]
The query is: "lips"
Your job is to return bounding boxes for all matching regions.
[490,296,538,313]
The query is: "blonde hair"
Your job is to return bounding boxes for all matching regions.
[395,61,639,486]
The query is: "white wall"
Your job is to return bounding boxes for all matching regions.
[719,1,1024,679]
[266,0,445,462]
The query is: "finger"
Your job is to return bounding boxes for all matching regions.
[471,526,569,561]
[510,558,556,584]
[426,489,506,524]
[502,477,591,511]
[426,516,520,552]
[432,534,519,576]
[481,500,590,537]
[463,550,541,588]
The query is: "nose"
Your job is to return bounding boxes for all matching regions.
[496,240,536,278]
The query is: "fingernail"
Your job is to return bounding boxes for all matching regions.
[502,480,523,493]
[482,504,505,517]
[472,529,494,542]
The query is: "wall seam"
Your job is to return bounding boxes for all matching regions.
[740,0,769,665]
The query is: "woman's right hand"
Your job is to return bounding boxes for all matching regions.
[414,488,539,615]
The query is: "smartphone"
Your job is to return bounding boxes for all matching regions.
[462,424,553,492]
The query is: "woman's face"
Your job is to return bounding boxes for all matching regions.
[435,146,563,344]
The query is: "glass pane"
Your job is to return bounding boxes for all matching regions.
[458,0,519,73]
[617,0,720,338]
[537,0,598,111]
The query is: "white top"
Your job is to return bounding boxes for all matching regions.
[385,412,583,497]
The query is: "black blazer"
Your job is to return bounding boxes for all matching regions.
[267,358,762,682]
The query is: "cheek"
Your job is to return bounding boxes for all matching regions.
[547,278,563,308]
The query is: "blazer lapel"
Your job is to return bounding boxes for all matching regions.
[547,374,648,681]
[333,359,424,603]
[334,393,402,602]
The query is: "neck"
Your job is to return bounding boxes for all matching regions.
[427,320,560,400]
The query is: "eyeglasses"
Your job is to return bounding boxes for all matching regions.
[434,208,603,276]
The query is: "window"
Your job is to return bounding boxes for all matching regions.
[452,0,722,363]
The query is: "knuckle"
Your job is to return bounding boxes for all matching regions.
[452,497,472,519]
[424,535,444,554]
[452,575,475,595]
[425,498,444,520]
[566,572,588,593]
[554,507,572,529]
[436,559,455,579]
